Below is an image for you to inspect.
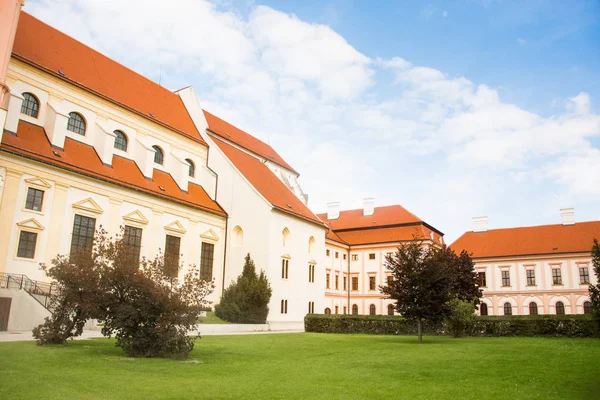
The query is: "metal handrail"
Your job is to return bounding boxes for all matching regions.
[0,272,57,309]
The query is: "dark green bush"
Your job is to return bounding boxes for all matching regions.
[305,314,599,338]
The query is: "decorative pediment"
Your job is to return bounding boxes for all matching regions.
[165,220,186,234]
[200,228,219,242]
[24,177,51,189]
[72,197,104,214]
[123,210,149,225]
[17,218,44,231]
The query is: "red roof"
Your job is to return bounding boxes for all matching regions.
[203,110,297,173]
[335,225,442,246]
[12,12,206,145]
[451,221,600,259]
[1,121,226,217]
[317,205,423,231]
[212,138,323,226]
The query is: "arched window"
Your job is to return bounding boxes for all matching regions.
[113,130,128,151]
[324,307,331,315]
[152,145,164,165]
[67,112,86,135]
[282,227,290,248]
[503,302,512,316]
[20,92,39,118]
[308,236,315,255]
[529,302,538,315]
[387,304,394,316]
[369,304,376,315]
[233,226,243,247]
[480,303,488,316]
[555,301,565,315]
[583,301,592,315]
[352,304,358,315]
[186,158,195,177]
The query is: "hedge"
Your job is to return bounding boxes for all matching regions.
[304,314,600,338]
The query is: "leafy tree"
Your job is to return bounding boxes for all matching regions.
[381,241,481,343]
[589,239,600,323]
[215,254,272,324]
[446,297,476,337]
[32,228,213,358]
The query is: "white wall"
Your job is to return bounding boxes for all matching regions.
[0,288,51,331]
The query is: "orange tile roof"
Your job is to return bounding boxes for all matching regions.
[1,121,226,217]
[203,110,297,173]
[451,221,600,259]
[316,205,424,231]
[335,225,442,246]
[212,137,323,226]
[12,12,206,145]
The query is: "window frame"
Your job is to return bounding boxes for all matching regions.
[480,302,488,316]
[552,268,563,285]
[368,253,376,260]
[20,92,40,118]
[477,271,487,287]
[583,301,592,315]
[351,276,359,291]
[152,145,164,165]
[200,242,215,281]
[579,267,590,284]
[164,234,181,278]
[503,302,512,316]
[308,264,315,283]
[123,225,143,265]
[369,304,376,315]
[555,301,565,315]
[529,302,538,315]
[66,112,87,135]
[501,270,511,287]
[70,214,96,256]
[186,158,195,178]
[526,269,536,286]
[351,304,358,315]
[24,187,44,212]
[16,230,38,259]
[113,130,128,152]
[281,258,289,279]
[369,275,376,291]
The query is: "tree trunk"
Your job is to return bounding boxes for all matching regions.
[417,318,422,344]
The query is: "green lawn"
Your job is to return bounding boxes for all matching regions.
[1,334,599,399]
[197,311,230,324]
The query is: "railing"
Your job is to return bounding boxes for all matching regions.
[0,273,57,310]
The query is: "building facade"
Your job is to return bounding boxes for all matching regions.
[451,210,599,316]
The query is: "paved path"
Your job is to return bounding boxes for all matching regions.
[0,328,304,342]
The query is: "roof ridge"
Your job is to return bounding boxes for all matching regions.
[465,220,600,233]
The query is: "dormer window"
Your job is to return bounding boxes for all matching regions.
[67,112,86,135]
[186,158,195,177]
[152,145,164,165]
[21,93,39,118]
[114,130,128,151]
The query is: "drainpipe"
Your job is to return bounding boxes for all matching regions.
[347,247,350,313]
[221,216,228,294]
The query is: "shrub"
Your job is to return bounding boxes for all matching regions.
[446,298,476,337]
[305,314,599,338]
[215,254,272,324]
[33,228,213,358]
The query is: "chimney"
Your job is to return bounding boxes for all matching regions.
[327,201,340,220]
[560,208,575,225]
[472,216,488,233]
[363,197,375,216]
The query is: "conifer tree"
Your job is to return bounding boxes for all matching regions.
[589,239,600,322]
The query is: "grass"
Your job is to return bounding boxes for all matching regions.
[197,311,230,324]
[1,334,599,399]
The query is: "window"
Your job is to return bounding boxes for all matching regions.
[579,267,590,284]
[352,276,358,291]
[326,272,330,289]
[333,251,338,259]
[70,214,96,255]
[555,301,565,315]
[351,254,358,261]
[164,235,181,277]
[280,299,288,314]
[335,305,339,314]
[477,272,486,287]
[335,274,339,290]
[185,159,195,177]
[503,302,512,316]
[17,231,37,259]
[343,306,347,314]
[369,276,376,291]
[343,276,347,291]
[501,270,510,286]
[308,264,315,283]
[387,304,394,316]
[25,188,44,212]
[281,258,289,279]
[343,254,347,260]
[387,276,393,286]
[529,302,538,315]
[480,303,488,316]
[583,301,592,315]
[369,304,376,315]
[113,130,128,151]
[324,307,331,315]
[552,268,562,285]
[21,93,39,118]
[200,242,215,281]
[67,112,86,135]
[123,225,142,264]
[369,253,376,260]
[526,269,536,286]
[152,145,164,165]
[308,301,314,314]
[326,249,330,256]
[352,304,358,315]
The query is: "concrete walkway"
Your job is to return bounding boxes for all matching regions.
[0,325,304,342]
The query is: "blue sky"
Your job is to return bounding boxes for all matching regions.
[25,0,600,241]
